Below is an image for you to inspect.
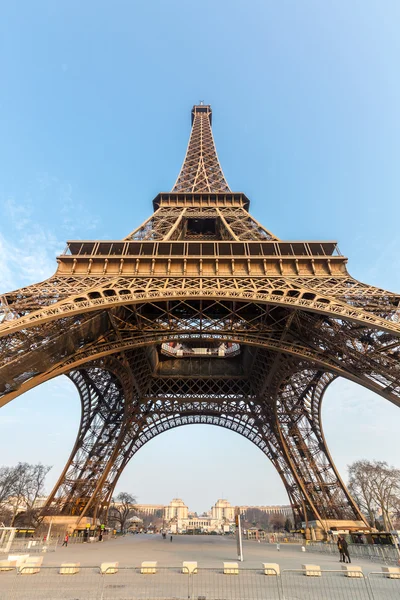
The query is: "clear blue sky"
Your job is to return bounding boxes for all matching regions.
[1,0,400,514]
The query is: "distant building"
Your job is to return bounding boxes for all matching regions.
[211,499,235,521]
[134,504,164,516]
[164,498,188,521]
[240,505,292,517]
[164,498,234,534]
[24,495,292,528]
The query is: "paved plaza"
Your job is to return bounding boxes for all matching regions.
[41,533,388,571]
[1,535,399,599]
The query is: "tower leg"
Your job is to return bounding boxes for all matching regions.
[274,368,368,536]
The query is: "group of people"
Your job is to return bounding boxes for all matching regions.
[161,532,173,542]
[337,535,351,563]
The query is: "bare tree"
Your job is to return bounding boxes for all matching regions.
[0,463,51,527]
[242,508,271,530]
[108,493,137,532]
[0,467,18,507]
[19,463,52,526]
[348,460,400,530]
[392,497,400,528]
[270,514,285,531]
[348,460,377,526]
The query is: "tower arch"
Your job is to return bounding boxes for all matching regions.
[0,103,399,537]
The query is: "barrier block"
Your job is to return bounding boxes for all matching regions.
[262,562,280,576]
[224,562,239,574]
[182,561,197,574]
[341,565,363,578]
[101,562,119,574]
[302,564,321,577]
[141,561,157,574]
[0,559,17,571]
[381,566,400,579]
[20,556,43,575]
[59,563,80,575]
[8,554,29,567]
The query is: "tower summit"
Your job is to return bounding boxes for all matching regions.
[172,104,231,193]
[1,104,399,539]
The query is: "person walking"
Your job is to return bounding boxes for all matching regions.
[341,536,351,564]
[170,535,173,542]
[62,533,69,547]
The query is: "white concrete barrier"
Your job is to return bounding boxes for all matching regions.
[302,564,321,577]
[0,559,17,571]
[141,561,157,574]
[20,556,43,575]
[101,562,119,574]
[59,563,80,575]
[8,555,29,568]
[223,562,239,574]
[262,562,280,576]
[381,566,400,579]
[182,561,197,574]
[341,565,363,578]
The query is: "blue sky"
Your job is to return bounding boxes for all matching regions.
[1,0,400,514]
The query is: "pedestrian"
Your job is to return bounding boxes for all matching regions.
[341,536,351,564]
[99,532,103,542]
[337,536,346,562]
[170,535,173,542]
[62,533,69,547]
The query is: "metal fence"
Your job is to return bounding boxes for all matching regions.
[1,565,399,600]
[0,538,58,555]
[368,571,400,600]
[5,566,102,600]
[102,566,192,600]
[282,569,372,600]
[307,541,400,565]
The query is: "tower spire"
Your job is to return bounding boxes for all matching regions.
[172,104,231,193]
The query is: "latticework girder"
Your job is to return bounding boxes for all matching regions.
[0,103,398,532]
[172,105,230,193]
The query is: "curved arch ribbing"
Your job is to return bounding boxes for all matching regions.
[0,103,398,535]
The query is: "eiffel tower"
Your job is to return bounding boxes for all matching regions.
[1,103,399,538]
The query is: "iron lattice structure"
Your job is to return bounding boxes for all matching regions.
[1,104,400,531]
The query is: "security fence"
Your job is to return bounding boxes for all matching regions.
[1,565,399,599]
[282,569,372,600]
[4,566,102,600]
[368,571,400,600]
[0,538,58,555]
[307,541,400,565]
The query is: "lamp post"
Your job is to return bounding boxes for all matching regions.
[235,507,243,562]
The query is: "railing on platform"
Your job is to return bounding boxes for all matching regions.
[307,541,400,565]
[1,565,399,600]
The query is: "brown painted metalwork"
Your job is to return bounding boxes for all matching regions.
[1,104,399,530]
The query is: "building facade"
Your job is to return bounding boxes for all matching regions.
[211,499,235,521]
[134,504,164,516]
[163,498,189,521]
[163,498,235,534]
[240,505,292,517]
